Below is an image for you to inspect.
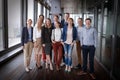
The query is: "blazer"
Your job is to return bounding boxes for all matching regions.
[21,27,33,46]
[41,26,52,44]
[61,25,77,42]
[61,19,68,28]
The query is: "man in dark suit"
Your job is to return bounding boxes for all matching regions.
[21,19,33,72]
[61,13,70,28]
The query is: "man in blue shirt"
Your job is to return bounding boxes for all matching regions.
[77,18,97,79]
[74,18,84,69]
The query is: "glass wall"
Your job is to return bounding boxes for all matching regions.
[101,0,113,71]
[96,0,114,71]
[112,0,120,79]
[43,7,46,19]
[8,0,22,47]
[96,7,102,61]
[0,0,4,51]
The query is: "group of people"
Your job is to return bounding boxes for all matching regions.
[21,13,97,79]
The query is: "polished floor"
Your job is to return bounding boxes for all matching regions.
[0,52,111,80]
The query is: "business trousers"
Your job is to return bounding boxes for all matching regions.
[24,41,33,67]
[82,45,95,73]
[76,41,82,65]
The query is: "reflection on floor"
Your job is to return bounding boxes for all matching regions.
[0,53,110,80]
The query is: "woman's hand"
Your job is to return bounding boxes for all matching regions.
[71,42,74,46]
[42,44,45,47]
[52,40,56,44]
[61,42,64,45]
[34,42,38,48]
[71,41,76,46]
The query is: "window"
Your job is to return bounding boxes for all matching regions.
[47,9,49,18]
[38,3,42,18]
[44,7,46,19]
[0,0,3,51]
[8,0,22,47]
[112,0,120,79]
[27,0,34,22]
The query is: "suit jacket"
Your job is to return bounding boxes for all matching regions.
[61,19,68,28]
[21,27,33,46]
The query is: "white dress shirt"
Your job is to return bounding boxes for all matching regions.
[33,26,41,42]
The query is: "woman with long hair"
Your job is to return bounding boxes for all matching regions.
[41,18,53,70]
[61,18,77,72]
[33,18,43,69]
[51,21,63,71]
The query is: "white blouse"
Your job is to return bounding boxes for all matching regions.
[33,26,41,42]
[65,28,73,44]
[51,28,62,42]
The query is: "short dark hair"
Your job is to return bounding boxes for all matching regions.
[78,18,83,21]
[54,15,59,19]
[39,14,44,19]
[65,13,70,15]
[85,18,92,23]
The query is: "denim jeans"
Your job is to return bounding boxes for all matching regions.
[63,43,73,66]
[82,45,95,73]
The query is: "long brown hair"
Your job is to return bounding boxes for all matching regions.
[45,18,52,28]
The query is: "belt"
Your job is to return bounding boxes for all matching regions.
[83,45,94,47]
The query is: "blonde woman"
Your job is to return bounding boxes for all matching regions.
[33,18,43,69]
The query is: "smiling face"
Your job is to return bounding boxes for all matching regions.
[53,15,59,22]
[54,21,60,28]
[64,13,70,21]
[46,18,51,28]
[77,18,83,26]
[68,18,73,25]
[85,20,91,27]
[39,15,44,23]
[85,18,92,28]
[27,19,32,27]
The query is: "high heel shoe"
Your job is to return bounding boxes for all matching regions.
[36,63,39,68]
[36,63,42,69]
[50,63,53,71]
[45,63,48,69]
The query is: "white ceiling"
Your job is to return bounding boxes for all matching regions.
[61,0,81,13]
[60,0,95,14]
